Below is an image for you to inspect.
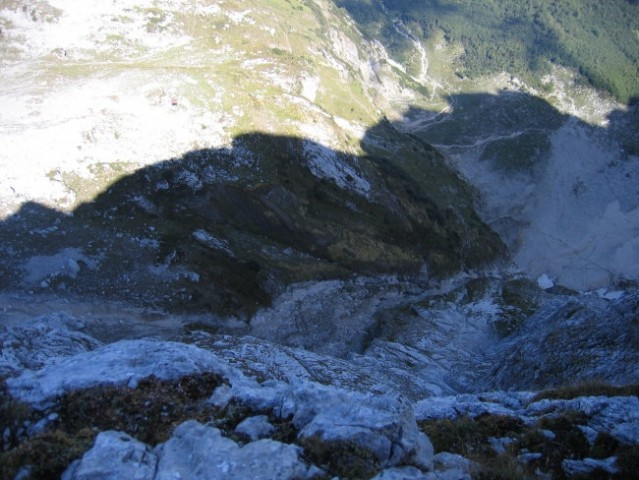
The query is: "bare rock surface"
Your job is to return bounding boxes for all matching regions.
[153,421,310,480]
[62,431,158,480]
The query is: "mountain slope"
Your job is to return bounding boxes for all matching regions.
[338,0,639,102]
[1,1,639,479]
[328,0,639,290]
[0,0,505,315]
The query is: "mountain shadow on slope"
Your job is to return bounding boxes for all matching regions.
[396,92,639,164]
[391,91,639,291]
[0,117,506,317]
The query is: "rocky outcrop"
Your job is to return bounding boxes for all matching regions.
[486,292,639,390]
[153,421,310,480]
[0,312,101,377]
[4,336,435,479]
[1,285,638,479]
[0,129,506,317]
[61,431,157,480]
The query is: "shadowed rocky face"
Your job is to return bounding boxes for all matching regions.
[0,126,506,316]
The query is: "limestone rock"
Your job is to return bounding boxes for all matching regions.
[487,293,639,390]
[235,415,275,440]
[62,431,157,480]
[154,420,309,480]
[6,340,231,409]
[0,312,101,377]
[562,457,618,477]
[293,383,434,474]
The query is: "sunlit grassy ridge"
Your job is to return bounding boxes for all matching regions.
[336,0,639,103]
[2,0,411,217]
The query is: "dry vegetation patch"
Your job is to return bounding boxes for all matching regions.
[0,373,223,479]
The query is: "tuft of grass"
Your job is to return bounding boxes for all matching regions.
[472,453,533,480]
[0,374,224,480]
[0,380,34,452]
[300,435,380,479]
[419,414,525,456]
[532,381,639,402]
[0,429,95,480]
[56,373,224,444]
[617,445,639,479]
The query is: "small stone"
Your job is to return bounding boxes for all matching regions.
[235,415,275,440]
[578,425,598,445]
[209,384,232,408]
[371,466,426,479]
[518,452,543,463]
[562,457,618,477]
[540,429,556,440]
[489,436,514,454]
[433,452,474,475]
[537,274,554,289]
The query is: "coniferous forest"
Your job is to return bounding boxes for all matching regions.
[337,0,639,102]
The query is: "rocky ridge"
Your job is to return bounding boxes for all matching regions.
[2,286,638,479]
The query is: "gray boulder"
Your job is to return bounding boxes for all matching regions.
[292,383,433,474]
[235,415,276,440]
[154,420,310,480]
[62,431,157,480]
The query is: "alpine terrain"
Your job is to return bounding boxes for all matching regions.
[0,0,638,478]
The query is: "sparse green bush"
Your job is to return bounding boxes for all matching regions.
[0,374,224,479]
